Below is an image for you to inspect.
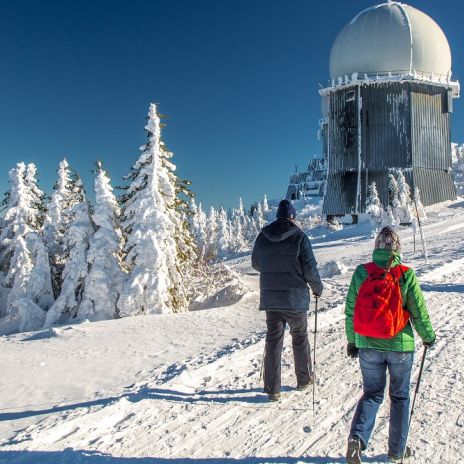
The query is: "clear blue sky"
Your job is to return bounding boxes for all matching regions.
[1,0,463,209]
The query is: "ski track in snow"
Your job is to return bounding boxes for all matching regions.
[1,201,464,463]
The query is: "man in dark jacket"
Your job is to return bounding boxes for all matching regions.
[252,199,323,401]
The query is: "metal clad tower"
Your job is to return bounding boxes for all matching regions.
[321,1,459,217]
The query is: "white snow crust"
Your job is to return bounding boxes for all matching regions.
[1,199,464,463]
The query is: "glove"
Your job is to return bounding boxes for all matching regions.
[313,293,322,299]
[347,343,358,358]
[423,336,436,348]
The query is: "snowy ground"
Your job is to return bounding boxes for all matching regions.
[1,200,464,463]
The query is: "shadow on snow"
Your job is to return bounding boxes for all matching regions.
[0,450,388,464]
[0,385,304,423]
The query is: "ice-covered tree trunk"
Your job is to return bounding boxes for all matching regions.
[78,162,123,321]
[44,180,94,327]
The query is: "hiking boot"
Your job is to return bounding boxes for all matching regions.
[296,373,315,391]
[346,437,362,464]
[387,446,412,462]
[267,393,281,402]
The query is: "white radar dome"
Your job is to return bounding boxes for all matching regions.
[329,2,452,81]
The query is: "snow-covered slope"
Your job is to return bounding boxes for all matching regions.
[1,200,464,463]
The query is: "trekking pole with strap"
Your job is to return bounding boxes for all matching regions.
[400,345,428,464]
[312,296,319,412]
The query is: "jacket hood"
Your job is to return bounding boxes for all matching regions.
[372,249,402,268]
[261,219,299,243]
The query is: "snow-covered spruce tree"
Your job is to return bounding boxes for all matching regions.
[413,186,427,220]
[395,169,414,224]
[253,202,266,232]
[244,211,258,244]
[189,198,208,259]
[203,206,218,262]
[43,159,79,296]
[216,207,231,259]
[118,103,194,315]
[44,177,94,327]
[387,173,401,223]
[0,163,53,324]
[78,162,124,321]
[365,182,383,224]
[169,171,197,310]
[0,163,43,273]
[230,213,247,255]
[263,194,269,213]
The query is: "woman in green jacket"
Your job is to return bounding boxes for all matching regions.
[345,227,435,464]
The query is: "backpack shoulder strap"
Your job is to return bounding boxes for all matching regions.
[391,264,410,282]
[364,262,379,275]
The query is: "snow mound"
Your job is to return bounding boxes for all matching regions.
[189,278,248,311]
[319,260,348,278]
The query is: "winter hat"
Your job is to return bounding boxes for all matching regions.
[276,199,296,219]
[374,226,401,252]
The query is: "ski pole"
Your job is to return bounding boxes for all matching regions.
[401,345,428,464]
[312,296,319,412]
[413,198,428,265]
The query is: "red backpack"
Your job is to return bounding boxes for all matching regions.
[354,262,410,339]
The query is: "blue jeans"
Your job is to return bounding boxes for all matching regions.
[350,349,413,457]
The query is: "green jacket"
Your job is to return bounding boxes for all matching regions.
[345,249,435,352]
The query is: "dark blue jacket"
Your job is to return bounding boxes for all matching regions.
[251,219,323,311]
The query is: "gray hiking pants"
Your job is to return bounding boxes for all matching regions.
[263,310,312,394]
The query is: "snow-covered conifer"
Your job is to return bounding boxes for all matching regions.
[43,159,78,296]
[387,173,401,223]
[78,162,124,321]
[413,187,427,220]
[230,214,247,255]
[216,207,231,258]
[0,163,53,320]
[190,198,208,258]
[203,206,218,262]
[253,202,266,232]
[263,194,269,213]
[365,182,383,224]
[395,170,414,224]
[118,103,193,315]
[44,178,94,327]
[1,163,39,271]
